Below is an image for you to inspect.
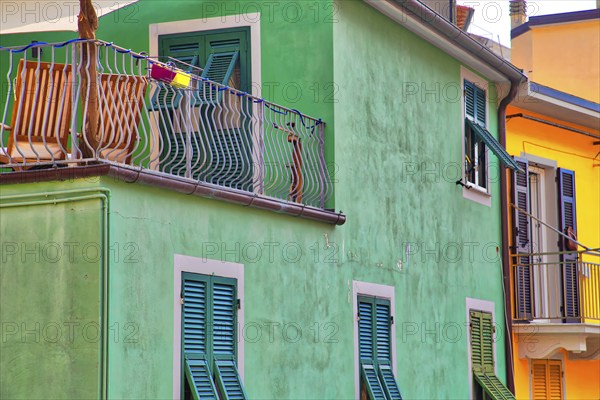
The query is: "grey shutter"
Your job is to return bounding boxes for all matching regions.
[557,168,580,322]
[511,157,533,320]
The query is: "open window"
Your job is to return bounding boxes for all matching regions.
[510,157,581,322]
[462,79,521,196]
[152,28,253,191]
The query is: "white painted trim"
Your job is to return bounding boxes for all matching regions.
[465,297,497,400]
[352,281,397,400]
[149,13,262,98]
[172,254,245,400]
[461,66,492,207]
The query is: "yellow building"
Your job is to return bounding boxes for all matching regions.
[506,6,600,400]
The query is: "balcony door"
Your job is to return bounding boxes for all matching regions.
[528,166,562,322]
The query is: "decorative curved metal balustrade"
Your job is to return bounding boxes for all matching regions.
[0,39,332,209]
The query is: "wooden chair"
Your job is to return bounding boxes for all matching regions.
[0,60,73,168]
[95,73,148,164]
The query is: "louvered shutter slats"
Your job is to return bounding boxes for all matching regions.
[213,282,236,356]
[474,373,515,400]
[531,360,547,399]
[185,358,218,399]
[470,311,483,372]
[359,300,374,362]
[183,278,208,355]
[183,274,245,399]
[532,359,563,400]
[557,168,580,320]
[470,310,515,400]
[548,361,563,399]
[375,302,391,363]
[215,359,247,400]
[481,312,495,373]
[359,296,402,400]
[378,365,403,400]
[465,80,475,119]
[361,364,387,400]
[512,157,533,319]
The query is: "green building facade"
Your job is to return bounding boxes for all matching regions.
[1,1,525,398]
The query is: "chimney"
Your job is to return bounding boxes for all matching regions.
[510,0,527,30]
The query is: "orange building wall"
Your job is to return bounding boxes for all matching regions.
[505,105,600,256]
[506,103,600,399]
[512,342,600,400]
[511,19,600,103]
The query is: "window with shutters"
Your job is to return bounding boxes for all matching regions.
[464,79,489,191]
[357,295,403,400]
[510,156,581,322]
[531,359,563,400]
[154,28,253,190]
[468,309,515,400]
[181,273,247,400]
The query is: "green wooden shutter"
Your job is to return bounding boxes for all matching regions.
[183,274,209,357]
[358,298,375,363]
[202,51,239,85]
[470,310,494,373]
[374,299,402,400]
[211,278,247,400]
[557,168,580,321]
[470,311,515,400]
[375,300,391,364]
[214,359,247,400]
[379,365,402,400]
[512,157,533,320]
[358,297,386,400]
[182,274,219,399]
[474,373,516,400]
[361,364,387,400]
[152,36,202,111]
[465,80,475,120]
[184,358,218,400]
[212,279,236,357]
[465,79,486,125]
[359,296,402,400]
[475,85,486,126]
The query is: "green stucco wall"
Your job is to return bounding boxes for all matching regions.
[0,187,105,399]
[332,1,506,398]
[0,1,510,399]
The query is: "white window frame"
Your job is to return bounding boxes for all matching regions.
[352,280,397,399]
[465,297,497,400]
[173,254,245,400]
[461,67,491,207]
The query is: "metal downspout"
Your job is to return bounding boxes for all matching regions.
[499,82,520,394]
[0,188,110,399]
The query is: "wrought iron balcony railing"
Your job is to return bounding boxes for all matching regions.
[512,250,600,323]
[0,39,332,209]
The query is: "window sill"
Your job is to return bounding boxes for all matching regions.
[462,182,491,207]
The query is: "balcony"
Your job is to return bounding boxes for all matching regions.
[511,250,600,359]
[0,39,335,215]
